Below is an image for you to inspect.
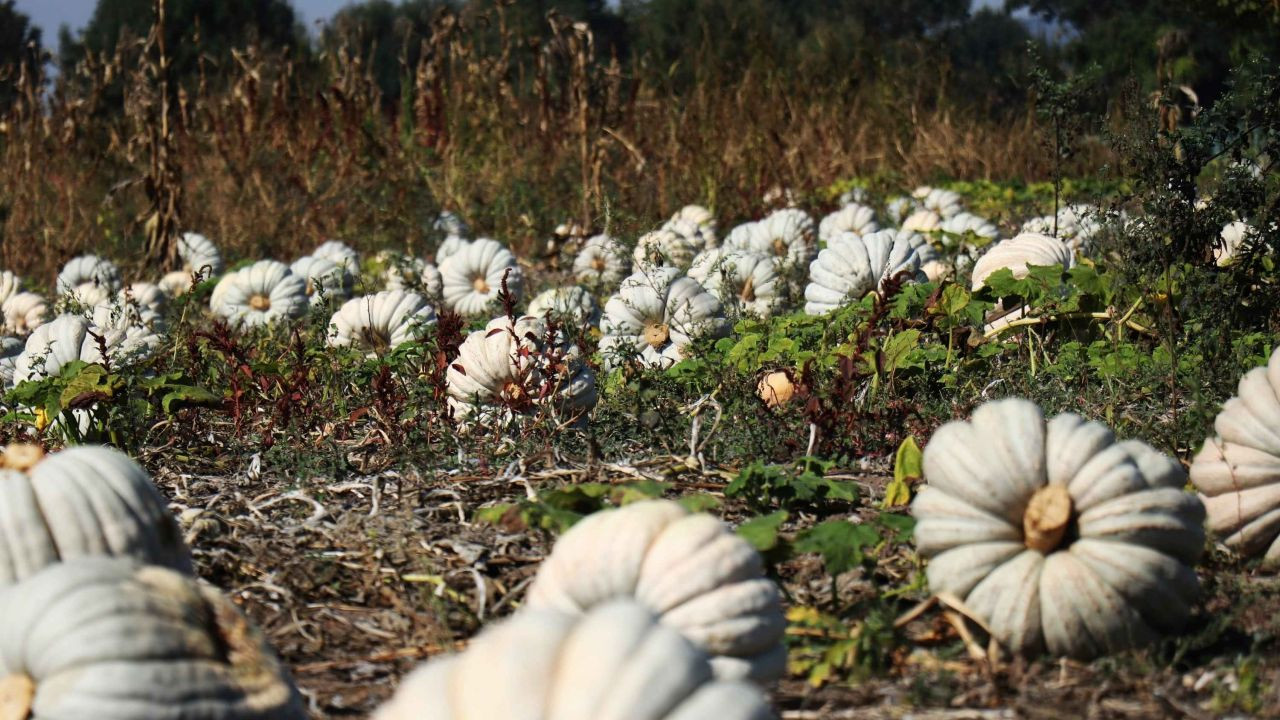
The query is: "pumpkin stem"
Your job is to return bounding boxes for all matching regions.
[502,381,526,402]
[1024,484,1072,553]
[757,371,794,408]
[249,294,271,311]
[643,323,670,348]
[0,443,44,471]
[472,276,490,294]
[0,673,34,720]
[772,236,787,257]
[591,255,606,272]
[739,274,756,302]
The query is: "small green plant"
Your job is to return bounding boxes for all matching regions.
[725,457,857,513]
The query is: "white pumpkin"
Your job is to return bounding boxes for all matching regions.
[803,229,927,315]
[671,204,717,236]
[439,238,524,315]
[210,260,308,329]
[313,239,360,275]
[526,286,601,327]
[970,232,1075,291]
[600,267,729,370]
[663,216,718,252]
[839,187,869,205]
[290,255,353,306]
[445,314,596,424]
[1189,347,1280,563]
[940,211,1000,241]
[1,291,47,336]
[818,204,880,242]
[374,600,773,720]
[1019,204,1101,255]
[0,443,192,585]
[727,208,817,267]
[573,234,631,289]
[14,314,157,383]
[436,234,469,265]
[0,271,21,306]
[912,398,1205,658]
[901,208,942,233]
[633,228,699,271]
[690,250,783,318]
[382,255,443,297]
[158,271,196,298]
[0,557,305,719]
[1214,220,1253,267]
[92,282,167,332]
[0,336,23,387]
[178,232,224,276]
[885,196,914,225]
[434,210,471,240]
[56,254,122,299]
[527,500,787,682]
[912,186,965,219]
[328,290,437,356]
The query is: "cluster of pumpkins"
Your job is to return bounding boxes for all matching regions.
[0,186,1260,427]
[4,350,1278,719]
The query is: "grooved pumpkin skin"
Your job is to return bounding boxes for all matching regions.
[1190,347,1280,562]
[374,600,774,720]
[525,500,786,682]
[0,558,305,720]
[912,398,1205,659]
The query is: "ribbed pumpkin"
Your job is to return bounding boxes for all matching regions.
[434,210,471,240]
[382,255,443,297]
[901,209,942,233]
[633,228,699,271]
[56,255,122,301]
[1214,220,1253,267]
[328,290,437,356]
[911,186,964,219]
[802,229,927,315]
[439,238,523,315]
[0,557,305,719]
[13,314,157,384]
[970,232,1075,291]
[178,232,224,276]
[374,600,773,720]
[689,249,783,319]
[573,234,631,289]
[726,209,817,268]
[599,267,729,370]
[0,336,21,387]
[526,500,786,682]
[210,260,308,329]
[445,314,596,424]
[818,204,880,243]
[912,398,1206,658]
[1,291,47,336]
[312,239,361,275]
[662,216,718,253]
[91,282,167,332]
[1189,346,1280,563]
[0,271,21,307]
[670,204,717,237]
[1019,204,1101,255]
[290,255,354,306]
[526,286,601,327]
[940,212,999,241]
[0,443,191,585]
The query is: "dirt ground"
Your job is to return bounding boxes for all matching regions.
[148,451,1280,719]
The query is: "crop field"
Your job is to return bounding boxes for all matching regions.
[0,1,1278,719]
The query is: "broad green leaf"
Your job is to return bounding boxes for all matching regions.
[882,436,922,507]
[736,510,788,552]
[795,519,880,576]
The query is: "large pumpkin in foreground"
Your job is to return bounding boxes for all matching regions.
[525,499,786,682]
[1190,346,1280,564]
[0,558,305,719]
[0,444,192,586]
[912,398,1205,659]
[374,600,773,720]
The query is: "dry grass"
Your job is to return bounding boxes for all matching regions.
[0,2,1094,285]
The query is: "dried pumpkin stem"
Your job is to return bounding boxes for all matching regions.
[591,256,606,272]
[739,275,756,302]
[643,323,670,348]
[472,276,490,294]
[0,672,34,720]
[1023,484,1072,553]
[0,444,44,471]
[249,294,271,311]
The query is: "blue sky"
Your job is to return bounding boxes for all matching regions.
[16,0,357,46]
